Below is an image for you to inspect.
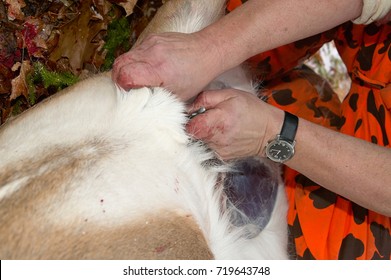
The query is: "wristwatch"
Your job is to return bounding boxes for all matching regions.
[265,111,298,163]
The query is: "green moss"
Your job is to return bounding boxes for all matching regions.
[102,17,131,71]
[32,62,79,90]
[11,98,23,116]
[26,71,37,105]
[24,62,78,106]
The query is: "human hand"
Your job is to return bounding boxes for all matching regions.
[112,32,223,101]
[186,89,283,160]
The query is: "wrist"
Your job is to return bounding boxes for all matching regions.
[264,111,299,163]
[256,105,285,158]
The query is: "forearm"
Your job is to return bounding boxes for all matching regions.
[187,88,391,216]
[286,117,391,216]
[200,0,363,73]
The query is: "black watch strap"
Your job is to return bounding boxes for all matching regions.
[280,111,298,142]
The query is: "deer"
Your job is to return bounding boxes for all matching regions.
[0,0,289,259]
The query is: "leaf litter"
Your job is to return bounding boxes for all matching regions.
[0,0,165,124]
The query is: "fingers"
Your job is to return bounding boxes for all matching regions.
[186,110,238,161]
[186,109,224,141]
[112,35,165,90]
[187,90,235,114]
[112,51,134,84]
[112,53,134,89]
[186,88,269,160]
[112,32,220,100]
[186,89,236,144]
[111,47,163,90]
[113,59,163,90]
[111,34,156,77]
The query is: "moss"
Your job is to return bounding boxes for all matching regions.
[102,17,132,71]
[11,98,24,116]
[32,62,79,90]
[26,71,37,105]
[23,62,78,106]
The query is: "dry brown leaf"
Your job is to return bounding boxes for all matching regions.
[5,0,26,21]
[118,0,137,16]
[10,60,32,100]
[93,0,113,17]
[107,0,136,16]
[0,1,8,21]
[0,64,13,95]
[0,26,19,69]
[49,0,115,74]
[1,0,154,124]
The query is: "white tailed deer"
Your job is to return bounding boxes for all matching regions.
[0,0,289,259]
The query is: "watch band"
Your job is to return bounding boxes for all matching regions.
[280,111,298,142]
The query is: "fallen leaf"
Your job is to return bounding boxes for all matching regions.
[118,0,137,16]
[11,61,21,71]
[49,0,117,74]
[107,0,137,16]
[0,26,19,69]
[18,17,50,58]
[0,0,159,124]
[0,1,8,21]
[5,0,26,21]
[93,0,112,18]
[0,64,13,94]
[10,60,32,100]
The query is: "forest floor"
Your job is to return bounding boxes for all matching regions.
[0,0,166,124]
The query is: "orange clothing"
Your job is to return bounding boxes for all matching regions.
[228,1,391,259]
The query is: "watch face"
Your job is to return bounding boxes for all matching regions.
[266,140,295,163]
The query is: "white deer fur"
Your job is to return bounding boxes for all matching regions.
[0,0,289,259]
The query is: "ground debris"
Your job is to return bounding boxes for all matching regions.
[0,0,166,124]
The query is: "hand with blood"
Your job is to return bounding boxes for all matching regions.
[112,32,223,101]
[186,88,283,160]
